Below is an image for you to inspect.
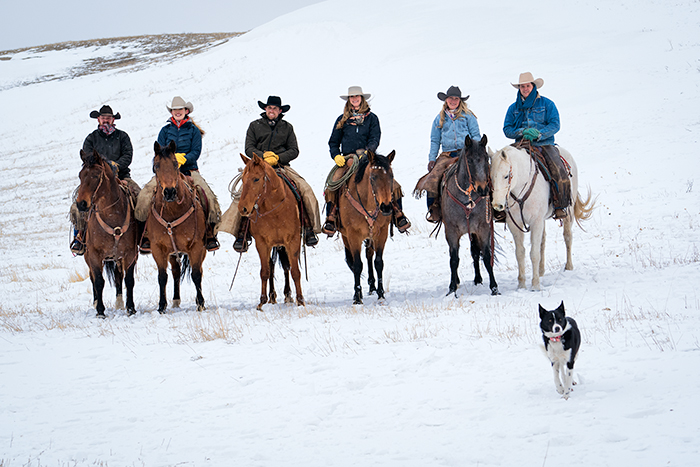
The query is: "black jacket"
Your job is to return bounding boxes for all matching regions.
[82,128,134,179]
[328,112,381,158]
[244,114,299,166]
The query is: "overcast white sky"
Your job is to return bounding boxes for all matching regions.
[2,0,324,51]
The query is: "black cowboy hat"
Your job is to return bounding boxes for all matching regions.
[437,86,470,102]
[257,96,290,113]
[90,105,121,119]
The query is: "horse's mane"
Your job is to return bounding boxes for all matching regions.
[354,152,391,184]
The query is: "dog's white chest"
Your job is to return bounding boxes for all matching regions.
[546,340,571,364]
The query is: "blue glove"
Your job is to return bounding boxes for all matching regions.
[522,128,541,141]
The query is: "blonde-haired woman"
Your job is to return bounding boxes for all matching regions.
[323,86,410,235]
[419,86,481,223]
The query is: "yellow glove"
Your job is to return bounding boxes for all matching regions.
[108,160,119,172]
[334,155,346,167]
[175,153,187,167]
[263,151,279,166]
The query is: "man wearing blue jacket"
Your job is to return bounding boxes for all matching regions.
[504,72,571,219]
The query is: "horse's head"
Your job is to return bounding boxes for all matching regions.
[489,146,515,212]
[153,141,180,202]
[238,153,272,216]
[76,149,114,212]
[356,150,395,216]
[462,135,490,197]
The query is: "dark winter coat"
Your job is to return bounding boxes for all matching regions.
[328,112,381,158]
[82,128,134,179]
[244,114,299,166]
[157,118,202,173]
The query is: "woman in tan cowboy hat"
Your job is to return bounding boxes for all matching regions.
[503,72,571,219]
[323,86,410,235]
[414,85,482,224]
[135,96,222,252]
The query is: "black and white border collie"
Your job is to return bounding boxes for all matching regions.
[539,301,581,399]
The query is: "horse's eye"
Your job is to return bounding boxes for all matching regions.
[253,178,260,182]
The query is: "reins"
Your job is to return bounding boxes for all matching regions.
[505,157,539,233]
[151,171,199,254]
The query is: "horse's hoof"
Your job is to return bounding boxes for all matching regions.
[353,298,363,305]
[127,307,137,316]
[284,295,294,304]
[491,287,500,296]
[115,295,124,310]
[172,299,181,308]
[96,312,106,319]
[197,304,206,312]
[296,298,305,307]
[256,303,264,311]
[158,308,168,314]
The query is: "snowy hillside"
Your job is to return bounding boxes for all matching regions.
[1,0,699,466]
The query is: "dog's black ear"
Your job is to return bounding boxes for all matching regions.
[538,304,548,319]
[556,301,566,315]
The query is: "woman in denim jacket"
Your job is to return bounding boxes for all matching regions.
[503,72,570,219]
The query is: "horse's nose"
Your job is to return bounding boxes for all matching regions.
[163,187,177,202]
[240,206,249,216]
[475,183,489,198]
[379,203,392,216]
[492,200,504,211]
[76,200,88,212]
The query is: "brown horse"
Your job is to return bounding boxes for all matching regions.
[146,141,208,313]
[238,153,304,310]
[76,149,139,317]
[337,150,396,304]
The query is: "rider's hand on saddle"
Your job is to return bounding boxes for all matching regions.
[522,128,541,141]
[428,160,436,171]
[175,153,187,167]
[263,151,279,166]
[334,155,346,167]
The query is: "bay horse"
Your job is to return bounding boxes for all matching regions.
[337,150,396,305]
[238,153,304,310]
[146,141,208,312]
[76,149,138,317]
[441,135,498,296]
[490,145,594,290]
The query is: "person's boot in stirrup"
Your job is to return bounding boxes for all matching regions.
[233,217,251,253]
[206,224,220,251]
[70,229,86,255]
[322,201,337,236]
[303,212,319,247]
[393,199,411,233]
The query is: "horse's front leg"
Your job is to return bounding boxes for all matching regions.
[157,266,169,313]
[445,231,461,295]
[365,240,377,295]
[563,215,574,270]
[352,250,363,304]
[539,224,547,277]
[469,233,483,286]
[89,263,107,318]
[529,220,546,291]
[114,262,124,310]
[374,246,385,300]
[268,252,277,305]
[288,245,304,307]
[482,238,499,296]
[169,254,181,308]
[508,222,528,289]
[124,260,137,316]
[191,256,206,312]
[257,245,272,310]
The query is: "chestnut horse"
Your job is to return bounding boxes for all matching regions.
[76,149,138,317]
[238,153,304,310]
[146,141,208,312]
[337,150,396,305]
[442,135,498,296]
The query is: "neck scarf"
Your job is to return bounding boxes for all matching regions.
[513,85,538,130]
[349,110,369,126]
[171,117,190,128]
[99,123,116,135]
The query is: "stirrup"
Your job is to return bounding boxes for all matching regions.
[305,230,319,247]
[139,237,151,255]
[426,211,441,224]
[70,238,85,256]
[396,215,411,233]
[233,237,250,253]
[322,220,336,236]
[206,237,220,252]
[553,208,568,220]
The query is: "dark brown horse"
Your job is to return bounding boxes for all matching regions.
[76,149,139,317]
[442,135,498,296]
[337,150,396,304]
[146,141,208,313]
[238,153,304,310]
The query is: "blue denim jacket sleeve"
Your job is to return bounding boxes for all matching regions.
[538,97,560,142]
[429,115,442,162]
[503,102,521,140]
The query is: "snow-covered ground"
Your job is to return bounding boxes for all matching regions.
[1,0,699,465]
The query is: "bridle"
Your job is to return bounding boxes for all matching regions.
[502,155,539,233]
[344,164,393,236]
[244,169,286,223]
[151,164,198,254]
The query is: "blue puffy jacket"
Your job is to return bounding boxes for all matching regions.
[429,112,481,162]
[157,118,202,172]
[503,94,560,146]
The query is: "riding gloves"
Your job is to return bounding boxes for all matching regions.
[334,155,346,167]
[175,153,187,167]
[522,128,541,141]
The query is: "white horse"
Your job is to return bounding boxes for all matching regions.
[490,145,594,290]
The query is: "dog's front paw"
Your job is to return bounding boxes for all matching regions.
[556,385,565,395]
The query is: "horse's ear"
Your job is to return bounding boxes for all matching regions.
[480,134,488,147]
[251,153,263,165]
[154,141,161,154]
[80,149,89,162]
[367,150,375,164]
[240,153,251,165]
[168,140,177,153]
[387,150,395,163]
[464,135,473,147]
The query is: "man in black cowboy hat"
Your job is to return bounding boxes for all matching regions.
[227,96,321,252]
[69,105,140,255]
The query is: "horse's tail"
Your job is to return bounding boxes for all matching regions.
[179,253,192,284]
[275,247,291,271]
[104,260,118,287]
[573,187,596,229]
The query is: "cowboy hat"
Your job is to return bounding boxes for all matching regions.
[89,105,121,119]
[166,96,194,113]
[257,95,290,113]
[511,72,544,89]
[437,86,469,102]
[340,86,371,101]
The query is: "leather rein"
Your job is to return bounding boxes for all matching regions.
[85,166,134,253]
[343,164,391,236]
[505,157,539,233]
[151,172,199,254]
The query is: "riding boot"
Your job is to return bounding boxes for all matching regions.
[392,198,411,233]
[322,200,337,236]
[541,145,572,220]
[233,217,251,253]
[70,229,86,256]
[138,221,151,255]
[302,211,319,247]
[426,197,441,224]
[205,224,220,252]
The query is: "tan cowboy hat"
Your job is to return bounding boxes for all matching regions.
[166,96,194,113]
[340,86,371,101]
[511,72,544,89]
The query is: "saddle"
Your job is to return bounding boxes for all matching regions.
[275,168,302,202]
[413,151,459,199]
[181,174,210,215]
[513,141,572,213]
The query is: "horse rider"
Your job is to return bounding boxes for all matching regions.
[231,95,321,252]
[414,86,481,224]
[503,72,571,219]
[70,105,141,255]
[135,96,222,252]
[323,86,411,236]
